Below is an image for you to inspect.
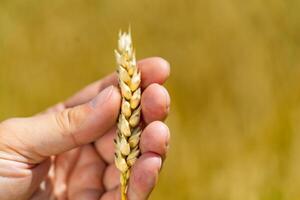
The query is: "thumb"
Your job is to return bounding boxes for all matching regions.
[0,86,120,163]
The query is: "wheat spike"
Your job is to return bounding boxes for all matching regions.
[115,30,142,200]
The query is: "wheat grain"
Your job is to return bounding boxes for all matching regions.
[114,30,142,200]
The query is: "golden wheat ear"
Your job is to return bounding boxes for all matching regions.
[114,29,142,200]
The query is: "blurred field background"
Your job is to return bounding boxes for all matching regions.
[1,0,300,199]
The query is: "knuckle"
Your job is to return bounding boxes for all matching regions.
[54,109,80,146]
[55,109,74,134]
[54,106,90,145]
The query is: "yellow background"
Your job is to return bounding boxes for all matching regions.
[1,1,300,199]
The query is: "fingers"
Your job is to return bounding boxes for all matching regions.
[0,86,121,163]
[95,127,117,164]
[102,164,120,191]
[141,83,170,124]
[96,121,169,165]
[98,121,169,191]
[95,83,170,164]
[139,57,170,87]
[139,121,170,158]
[127,153,162,200]
[64,75,117,108]
[100,121,169,190]
[96,120,170,164]
[100,153,162,200]
[100,188,120,200]
[68,145,106,200]
[53,148,81,200]
[64,57,170,108]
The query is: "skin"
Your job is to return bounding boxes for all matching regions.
[0,57,171,200]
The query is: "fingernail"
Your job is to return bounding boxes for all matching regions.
[90,86,114,108]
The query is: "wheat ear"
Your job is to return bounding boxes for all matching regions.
[114,30,142,200]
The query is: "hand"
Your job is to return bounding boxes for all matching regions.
[0,57,170,200]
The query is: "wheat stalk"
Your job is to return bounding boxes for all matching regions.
[114,30,142,200]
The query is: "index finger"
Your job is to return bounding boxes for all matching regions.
[64,57,170,108]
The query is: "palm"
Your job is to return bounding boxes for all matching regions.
[52,144,109,199]
[50,127,128,199]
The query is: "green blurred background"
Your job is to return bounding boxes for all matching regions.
[1,0,300,199]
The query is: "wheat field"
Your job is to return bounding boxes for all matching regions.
[1,0,300,199]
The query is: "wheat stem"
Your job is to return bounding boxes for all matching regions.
[114,29,142,200]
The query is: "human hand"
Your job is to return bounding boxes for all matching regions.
[0,57,170,200]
